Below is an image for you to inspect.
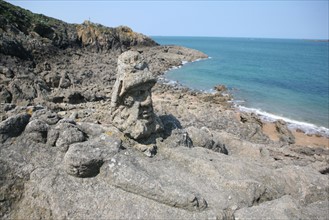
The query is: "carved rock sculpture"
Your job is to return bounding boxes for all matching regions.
[110,51,162,141]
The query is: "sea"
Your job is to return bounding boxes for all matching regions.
[152,36,329,137]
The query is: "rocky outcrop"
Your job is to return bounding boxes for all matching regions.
[77,21,157,52]
[0,113,30,143]
[0,1,328,219]
[275,119,295,144]
[2,113,328,219]
[0,1,206,108]
[0,1,157,54]
[141,45,208,75]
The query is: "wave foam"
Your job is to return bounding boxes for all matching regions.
[238,105,329,137]
[180,57,210,66]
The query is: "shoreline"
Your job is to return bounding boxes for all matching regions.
[2,2,328,218]
[237,105,329,138]
[159,58,329,147]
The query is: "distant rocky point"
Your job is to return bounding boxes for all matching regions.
[1,1,328,219]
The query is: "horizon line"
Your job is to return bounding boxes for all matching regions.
[150,35,329,41]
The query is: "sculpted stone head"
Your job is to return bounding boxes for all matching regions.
[110,51,161,140]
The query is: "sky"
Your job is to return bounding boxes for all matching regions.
[6,0,329,39]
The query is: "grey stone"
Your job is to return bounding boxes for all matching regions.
[301,200,329,219]
[275,119,295,144]
[63,135,121,177]
[101,152,208,212]
[234,195,303,220]
[187,126,228,154]
[1,2,328,218]
[3,103,16,112]
[110,51,163,141]
[44,118,86,151]
[0,85,12,103]
[0,66,14,78]
[59,71,71,88]
[160,128,193,148]
[9,80,37,102]
[25,119,49,143]
[0,113,30,143]
[34,78,50,99]
[31,109,60,125]
[53,121,87,152]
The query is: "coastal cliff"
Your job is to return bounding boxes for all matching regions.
[1,1,328,219]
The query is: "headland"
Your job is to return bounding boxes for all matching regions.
[1,1,328,219]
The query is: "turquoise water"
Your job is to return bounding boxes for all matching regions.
[152,36,329,135]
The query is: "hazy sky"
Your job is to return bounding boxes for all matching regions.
[7,0,329,39]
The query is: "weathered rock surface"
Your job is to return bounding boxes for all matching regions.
[3,130,328,219]
[64,135,121,177]
[0,113,30,142]
[235,195,303,220]
[275,119,296,144]
[187,126,228,154]
[0,1,328,220]
[110,50,162,141]
[25,119,49,143]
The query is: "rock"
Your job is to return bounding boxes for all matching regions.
[0,35,31,60]
[110,51,163,141]
[43,62,51,71]
[0,66,14,78]
[160,129,193,148]
[25,119,49,143]
[275,119,295,144]
[50,119,87,152]
[59,71,71,88]
[76,21,158,52]
[159,114,183,137]
[133,143,157,157]
[63,135,121,177]
[3,103,16,111]
[240,112,262,125]
[44,72,61,88]
[34,78,50,99]
[214,131,270,160]
[214,84,227,92]
[9,80,37,102]
[234,195,303,220]
[301,200,329,219]
[141,45,208,76]
[0,113,30,142]
[101,152,208,212]
[3,126,329,219]
[0,85,12,103]
[77,122,107,137]
[65,91,85,104]
[1,1,328,219]
[31,109,60,125]
[186,126,228,154]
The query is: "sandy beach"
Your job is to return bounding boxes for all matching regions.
[262,122,329,148]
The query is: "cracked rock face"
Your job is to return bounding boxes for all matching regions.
[110,51,162,140]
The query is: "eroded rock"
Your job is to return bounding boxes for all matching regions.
[234,195,302,220]
[49,119,87,152]
[275,119,295,144]
[64,135,121,177]
[110,51,163,141]
[25,119,49,143]
[0,113,30,143]
[187,126,228,154]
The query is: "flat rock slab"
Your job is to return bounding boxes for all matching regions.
[64,135,121,177]
[235,195,302,220]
